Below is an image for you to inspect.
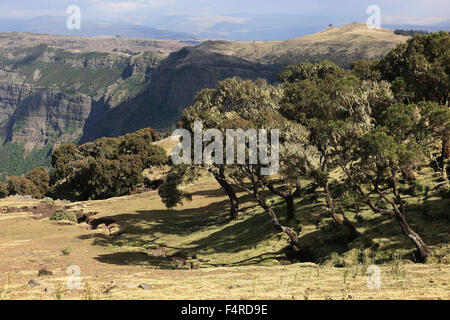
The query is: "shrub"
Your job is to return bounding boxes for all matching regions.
[25,167,50,198]
[0,182,8,198]
[7,176,37,197]
[41,199,55,204]
[61,247,72,256]
[49,210,78,223]
[5,168,50,199]
[51,127,166,200]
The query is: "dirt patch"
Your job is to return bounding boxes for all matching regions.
[0,204,99,223]
[147,246,168,258]
[76,211,100,224]
[1,204,63,219]
[130,179,164,195]
[88,217,117,230]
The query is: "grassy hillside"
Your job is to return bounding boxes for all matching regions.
[197,23,409,67]
[0,139,448,299]
[0,163,448,299]
[0,32,188,56]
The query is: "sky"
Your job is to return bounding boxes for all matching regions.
[0,0,449,25]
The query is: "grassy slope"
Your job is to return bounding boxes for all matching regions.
[0,178,448,300]
[199,23,409,67]
[0,139,448,300]
[0,32,188,56]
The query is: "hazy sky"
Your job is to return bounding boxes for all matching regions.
[1,0,449,25]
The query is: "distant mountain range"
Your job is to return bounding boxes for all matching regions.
[0,15,448,41]
[0,16,198,42]
[143,13,449,40]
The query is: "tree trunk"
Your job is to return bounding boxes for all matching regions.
[442,136,450,160]
[402,168,416,181]
[395,212,430,262]
[254,192,300,250]
[265,183,296,222]
[214,169,239,220]
[442,161,449,186]
[377,176,431,263]
[286,195,295,222]
[323,183,359,241]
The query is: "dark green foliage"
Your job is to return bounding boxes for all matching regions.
[351,59,381,81]
[158,165,199,209]
[5,167,50,198]
[51,127,166,200]
[394,29,432,36]
[278,61,343,83]
[49,210,78,223]
[0,182,8,198]
[50,144,79,183]
[378,31,450,105]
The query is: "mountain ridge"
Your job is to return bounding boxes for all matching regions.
[0,16,198,41]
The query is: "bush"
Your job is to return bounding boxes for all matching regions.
[49,210,78,223]
[5,168,50,199]
[51,127,167,200]
[0,182,8,198]
[7,176,37,196]
[25,168,50,198]
[61,247,72,256]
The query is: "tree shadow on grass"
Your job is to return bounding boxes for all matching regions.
[91,207,282,266]
[89,185,450,268]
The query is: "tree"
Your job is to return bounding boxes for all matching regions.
[378,32,450,162]
[213,166,240,220]
[378,31,450,107]
[189,78,305,247]
[51,128,166,200]
[172,78,285,220]
[351,59,381,81]
[336,100,441,262]
[0,182,8,198]
[230,162,303,252]
[347,129,431,261]
[382,102,449,180]
[25,167,50,198]
[420,102,450,166]
[5,167,50,199]
[158,165,199,209]
[278,61,342,83]
[279,61,386,241]
[7,176,37,197]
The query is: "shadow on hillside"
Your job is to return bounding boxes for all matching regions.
[88,185,450,268]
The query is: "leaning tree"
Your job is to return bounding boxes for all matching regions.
[278,61,394,240]
[340,102,442,262]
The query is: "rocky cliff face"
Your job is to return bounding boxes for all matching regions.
[1,83,92,150]
[82,46,281,141]
[0,40,163,176]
